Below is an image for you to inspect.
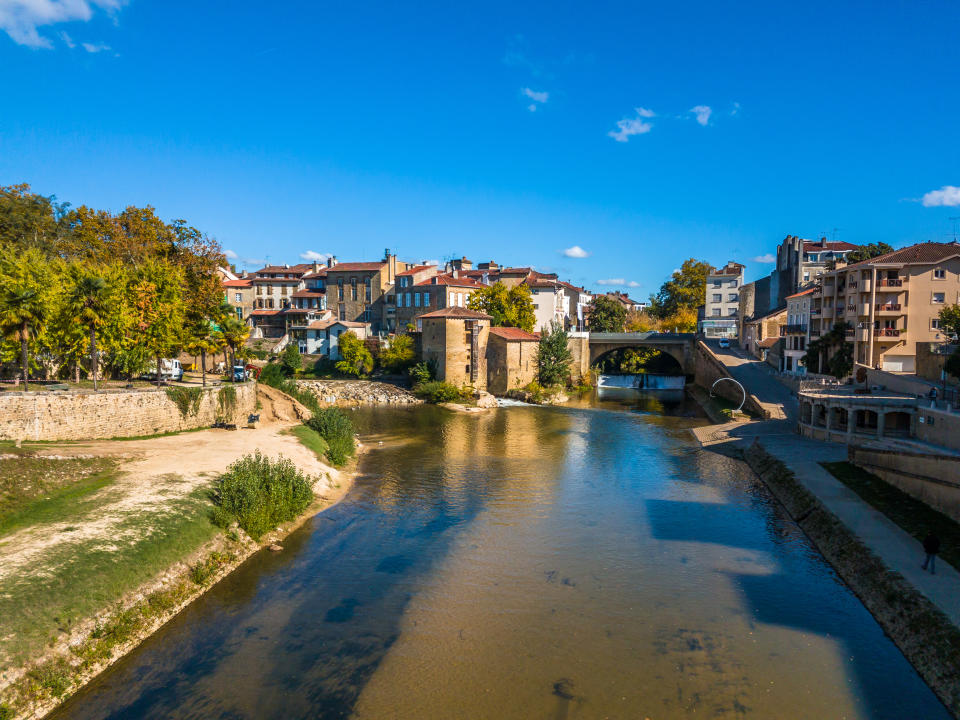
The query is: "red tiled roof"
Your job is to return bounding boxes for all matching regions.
[758,337,781,348]
[803,241,858,252]
[250,310,283,316]
[843,242,960,270]
[222,278,253,288]
[498,266,533,275]
[489,327,540,341]
[785,287,817,299]
[291,288,326,298]
[302,268,328,279]
[396,264,437,276]
[325,262,386,272]
[416,307,492,320]
[415,273,485,288]
[254,263,314,274]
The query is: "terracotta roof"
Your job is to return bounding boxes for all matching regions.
[291,288,326,298]
[416,307,492,320]
[785,287,817,299]
[709,264,745,276]
[325,262,386,272]
[254,263,314,274]
[396,264,437,276]
[415,273,485,288]
[302,268,327,279]
[558,281,588,294]
[304,318,368,330]
[843,242,960,270]
[498,266,533,275]
[249,309,284,316]
[758,337,781,348]
[222,278,253,288]
[803,241,858,252]
[489,327,540,342]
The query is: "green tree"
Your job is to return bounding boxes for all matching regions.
[0,249,53,389]
[945,348,960,381]
[184,318,217,386]
[279,343,302,376]
[221,315,251,377]
[937,304,960,340]
[588,295,627,332]
[64,265,109,390]
[845,242,894,264]
[536,321,573,387]
[467,282,535,332]
[0,183,68,255]
[132,260,185,386]
[648,259,710,319]
[803,322,853,378]
[336,331,374,377]
[379,333,416,373]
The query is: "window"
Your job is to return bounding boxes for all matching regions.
[933,292,945,304]
[414,293,421,307]
[351,278,358,301]
[338,303,346,321]
[281,285,288,296]
[712,308,721,316]
[235,308,243,320]
[713,294,722,303]
[728,294,738,302]
[731,280,738,287]
[365,277,372,302]
[713,280,722,288]
[235,293,242,302]
[363,305,371,321]
[406,292,412,307]
[256,285,262,295]
[932,318,941,329]
[934,268,946,280]
[338,279,344,301]
[424,292,431,307]
[803,273,810,282]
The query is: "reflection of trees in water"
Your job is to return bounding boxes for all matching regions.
[593,347,684,375]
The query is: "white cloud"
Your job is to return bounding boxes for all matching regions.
[300,250,332,262]
[58,29,73,47]
[522,87,548,104]
[527,103,537,112]
[224,249,239,260]
[730,101,741,116]
[596,278,640,287]
[0,0,126,49]
[753,253,776,263]
[562,245,589,258]
[608,108,655,142]
[690,105,712,126]
[81,40,109,52]
[921,186,960,207]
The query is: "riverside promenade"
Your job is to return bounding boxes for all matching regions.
[693,341,960,630]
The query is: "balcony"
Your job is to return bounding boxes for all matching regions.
[809,329,821,337]
[860,279,872,293]
[810,308,821,316]
[848,281,858,289]
[878,278,904,288]
[783,324,808,334]
[855,327,870,342]
[875,303,902,313]
[874,328,902,338]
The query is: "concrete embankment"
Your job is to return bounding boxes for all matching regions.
[297,379,422,406]
[743,442,960,717]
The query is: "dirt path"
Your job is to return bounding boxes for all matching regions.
[0,400,336,586]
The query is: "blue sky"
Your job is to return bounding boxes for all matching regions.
[2,1,959,295]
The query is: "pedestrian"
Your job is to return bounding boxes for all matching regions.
[922,531,941,575]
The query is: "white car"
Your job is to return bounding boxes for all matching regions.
[718,338,731,349]
[144,359,184,382]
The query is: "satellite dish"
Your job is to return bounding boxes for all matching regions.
[856,367,867,383]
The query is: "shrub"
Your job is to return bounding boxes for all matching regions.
[536,320,572,387]
[306,408,355,467]
[279,343,302,375]
[165,386,203,418]
[336,331,374,377]
[379,334,416,373]
[409,361,433,385]
[258,362,287,387]
[414,380,466,403]
[214,451,314,539]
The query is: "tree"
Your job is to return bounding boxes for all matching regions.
[625,309,656,332]
[336,331,374,377]
[379,333,416,373]
[279,343,302,376]
[946,348,960,381]
[845,242,894,264]
[656,306,698,333]
[467,282,536,332]
[536,321,573,387]
[132,260,185,386]
[184,318,217,386]
[803,322,852,378]
[588,295,626,332]
[0,249,53,389]
[221,315,251,376]
[648,259,710,319]
[938,304,960,341]
[64,265,109,390]
[0,184,68,255]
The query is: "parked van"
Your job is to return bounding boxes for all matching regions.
[144,359,184,382]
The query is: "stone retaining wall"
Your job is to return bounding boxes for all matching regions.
[0,383,257,442]
[297,380,421,406]
[692,340,772,418]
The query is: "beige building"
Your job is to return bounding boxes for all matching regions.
[222,277,254,323]
[702,261,744,338]
[783,287,815,372]
[811,242,960,372]
[742,307,787,358]
[418,307,492,389]
[397,272,484,331]
[325,251,407,334]
[487,327,540,394]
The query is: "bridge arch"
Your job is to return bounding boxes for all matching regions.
[587,333,696,375]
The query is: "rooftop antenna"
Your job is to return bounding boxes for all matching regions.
[949,217,960,242]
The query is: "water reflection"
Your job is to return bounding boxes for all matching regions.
[51,399,948,720]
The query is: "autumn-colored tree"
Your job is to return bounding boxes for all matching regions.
[131,260,185,386]
[0,249,54,389]
[467,282,536,332]
[0,183,69,255]
[648,259,710,319]
[220,315,251,376]
[625,309,656,332]
[336,331,374,377]
[64,264,110,389]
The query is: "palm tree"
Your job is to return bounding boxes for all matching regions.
[65,269,108,390]
[220,315,250,380]
[0,286,48,391]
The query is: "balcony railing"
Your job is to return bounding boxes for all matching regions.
[810,309,821,316]
[783,324,808,334]
[848,281,858,289]
[874,328,901,337]
[878,278,904,287]
[875,303,902,312]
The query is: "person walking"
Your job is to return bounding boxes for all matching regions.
[922,531,941,575]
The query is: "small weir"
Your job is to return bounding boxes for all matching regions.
[597,373,685,390]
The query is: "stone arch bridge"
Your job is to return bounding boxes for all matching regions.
[587,332,697,374]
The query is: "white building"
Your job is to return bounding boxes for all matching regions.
[783,287,815,373]
[292,318,369,360]
[701,261,744,338]
[527,277,569,332]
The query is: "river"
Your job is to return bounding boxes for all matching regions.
[51,393,948,719]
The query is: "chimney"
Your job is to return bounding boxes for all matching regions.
[452,269,459,279]
[327,256,336,268]
[284,263,289,269]
[312,261,320,273]
[820,237,827,248]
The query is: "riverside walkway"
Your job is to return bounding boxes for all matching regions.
[694,340,960,629]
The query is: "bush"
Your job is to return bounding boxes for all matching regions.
[214,451,314,539]
[409,361,433,385]
[306,407,356,466]
[258,362,287,387]
[414,380,467,403]
[379,334,416,373]
[279,343,302,375]
[336,331,374,377]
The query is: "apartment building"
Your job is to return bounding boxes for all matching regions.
[782,287,815,372]
[324,250,407,333]
[397,272,486,330]
[249,262,319,338]
[702,261,744,338]
[559,282,592,331]
[810,242,960,372]
[799,238,858,284]
[222,277,254,323]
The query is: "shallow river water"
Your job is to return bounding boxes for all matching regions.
[52,391,948,719]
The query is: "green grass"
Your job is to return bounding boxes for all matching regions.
[0,454,118,535]
[288,425,329,461]
[821,461,960,569]
[0,485,218,666]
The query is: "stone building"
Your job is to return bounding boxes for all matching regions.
[222,276,254,323]
[418,307,492,389]
[324,250,407,334]
[810,241,960,372]
[396,272,484,330]
[487,327,540,394]
[742,307,787,359]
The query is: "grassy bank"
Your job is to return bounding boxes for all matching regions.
[821,461,960,570]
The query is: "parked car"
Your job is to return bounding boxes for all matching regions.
[143,359,184,382]
[718,338,731,349]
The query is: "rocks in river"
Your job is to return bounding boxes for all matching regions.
[297,380,422,406]
[268,543,283,552]
[474,391,498,409]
